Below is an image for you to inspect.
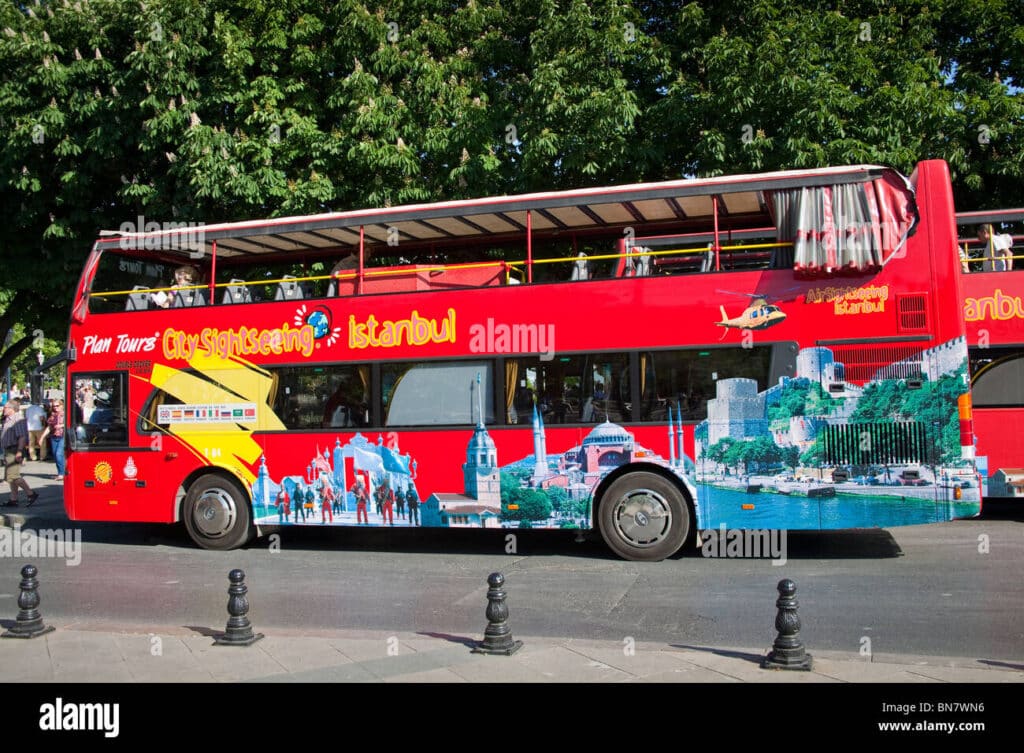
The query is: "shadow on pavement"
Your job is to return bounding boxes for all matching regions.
[416,631,479,648]
[669,644,765,665]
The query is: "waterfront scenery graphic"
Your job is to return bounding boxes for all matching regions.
[693,337,981,529]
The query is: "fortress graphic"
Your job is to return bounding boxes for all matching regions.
[695,339,970,465]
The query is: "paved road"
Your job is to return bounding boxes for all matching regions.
[2,465,1023,661]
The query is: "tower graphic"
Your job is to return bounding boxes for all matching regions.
[463,374,500,505]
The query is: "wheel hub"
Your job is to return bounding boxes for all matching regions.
[614,489,671,548]
[193,488,237,538]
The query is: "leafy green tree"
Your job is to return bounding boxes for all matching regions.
[782,445,800,471]
[546,485,568,513]
[1,0,1021,373]
[704,437,736,470]
[500,470,553,522]
[645,0,1023,209]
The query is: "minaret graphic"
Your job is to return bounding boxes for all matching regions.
[668,406,677,466]
[532,403,549,482]
[676,400,685,465]
[463,374,500,505]
[332,438,345,489]
[256,455,271,508]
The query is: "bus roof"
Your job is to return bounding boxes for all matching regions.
[98,163,895,260]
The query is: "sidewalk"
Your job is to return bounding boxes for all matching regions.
[0,459,67,530]
[2,462,1023,683]
[2,625,1023,683]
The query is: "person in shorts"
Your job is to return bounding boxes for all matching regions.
[1,400,39,507]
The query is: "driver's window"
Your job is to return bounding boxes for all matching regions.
[72,373,128,446]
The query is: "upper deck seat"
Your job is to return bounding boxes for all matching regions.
[275,276,304,300]
[222,279,252,304]
[172,289,207,307]
[126,286,151,311]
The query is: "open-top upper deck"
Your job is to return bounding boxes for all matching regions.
[82,162,919,314]
[99,163,894,258]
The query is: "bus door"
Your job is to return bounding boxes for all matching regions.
[66,371,157,521]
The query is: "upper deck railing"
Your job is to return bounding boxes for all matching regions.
[956,208,1024,273]
[88,237,801,311]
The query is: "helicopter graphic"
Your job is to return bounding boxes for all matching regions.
[714,291,793,338]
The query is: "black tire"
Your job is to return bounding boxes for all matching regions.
[182,474,254,551]
[597,471,691,561]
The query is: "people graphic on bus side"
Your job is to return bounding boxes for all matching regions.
[320,482,335,524]
[351,478,369,524]
[276,487,290,524]
[379,477,395,525]
[291,483,307,523]
[395,485,406,521]
[304,485,316,519]
[405,485,420,526]
[977,224,1014,272]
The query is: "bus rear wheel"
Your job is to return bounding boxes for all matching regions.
[597,472,690,561]
[182,475,254,551]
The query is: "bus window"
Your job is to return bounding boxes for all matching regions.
[639,346,774,421]
[71,373,128,446]
[88,253,177,314]
[971,351,1024,407]
[266,365,371,430]
[383,361,494,426]
[504,353,630,425]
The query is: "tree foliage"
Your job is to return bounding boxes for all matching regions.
[707,435,785,473]
[1,0,1021,362]
[850,368,966,463]
[500,470,553,522]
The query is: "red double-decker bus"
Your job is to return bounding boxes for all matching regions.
[957,209,1024,499]
[61,159,980,560]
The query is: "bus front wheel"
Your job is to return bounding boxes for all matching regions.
[597,472,690,561]
[182,475,254,551]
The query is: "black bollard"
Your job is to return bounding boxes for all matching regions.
[2,564,56,639]
[762,578,813,670]
[472,572,523,655]
[213,569,264,646]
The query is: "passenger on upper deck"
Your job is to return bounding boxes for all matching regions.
[151,265,201,308]
[978,224,1014,272]
[331,254,359,276]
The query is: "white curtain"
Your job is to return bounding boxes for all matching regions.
[771,177,916,275]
